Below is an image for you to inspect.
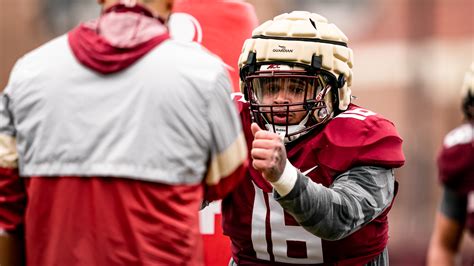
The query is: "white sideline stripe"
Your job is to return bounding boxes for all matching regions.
[335,114,367,120]
[343,110,369,115]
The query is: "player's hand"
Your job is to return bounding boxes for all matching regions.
[250,123,287,183]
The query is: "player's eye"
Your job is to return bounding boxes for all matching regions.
[289,86,305,95]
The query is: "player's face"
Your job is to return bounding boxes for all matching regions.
[254,77,315,125]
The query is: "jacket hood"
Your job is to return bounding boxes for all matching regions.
[68,4,169,74]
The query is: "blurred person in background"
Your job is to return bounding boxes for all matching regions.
[222,11,405,265]
[170,0,258,93]
[0,0,247,265]
[427,62,474,266]
[168,1,259,265]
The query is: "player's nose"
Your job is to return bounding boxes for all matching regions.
[273,90,290,104]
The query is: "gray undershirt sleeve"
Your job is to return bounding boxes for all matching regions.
[439,186,467,222]
[274,166,395,241]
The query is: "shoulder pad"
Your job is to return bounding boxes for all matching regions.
[437,123,474,193]
[326,106,399,147]
[320,105,405,170]
[443,123,473,148]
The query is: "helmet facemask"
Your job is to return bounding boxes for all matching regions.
[245,64,336,142]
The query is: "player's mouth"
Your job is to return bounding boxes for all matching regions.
[271,112,291,124]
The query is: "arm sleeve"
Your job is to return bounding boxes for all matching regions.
[439,186,467,223]
[203,69,248,201]
[0,91,26,233]
[274,166,395,241]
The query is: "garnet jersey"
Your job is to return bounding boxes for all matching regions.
[223,97,405,265]
[437,123,474,235]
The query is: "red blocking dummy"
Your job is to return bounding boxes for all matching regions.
[170,0,258,92]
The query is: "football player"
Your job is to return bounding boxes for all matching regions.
[222,11,405,265]
[427,63,474,266]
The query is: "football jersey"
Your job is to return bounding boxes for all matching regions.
[437,122,474,235]
[222,99,405,265]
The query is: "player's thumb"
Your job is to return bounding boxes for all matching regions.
[251,122,262,137]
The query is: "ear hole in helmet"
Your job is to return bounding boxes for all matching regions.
[311,54,322,73]
[332,88,341,115]
[329,74,346,115]
[337,74,346,88]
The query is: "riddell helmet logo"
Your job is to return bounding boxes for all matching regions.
[273,45,294,53]
[266,64,281,69]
